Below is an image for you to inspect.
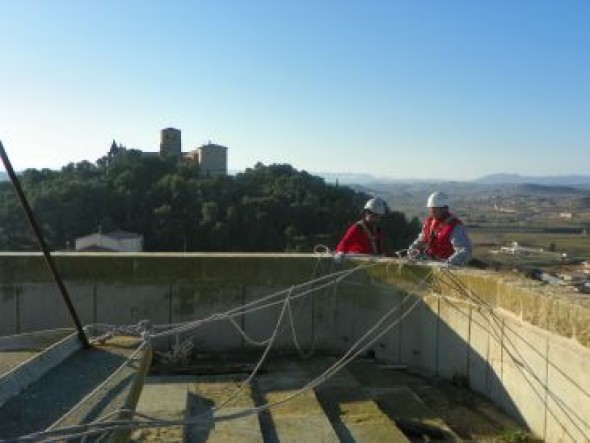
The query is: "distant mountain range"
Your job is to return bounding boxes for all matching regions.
[318,172,590,187]
[473,173,590,186]
[3,169,590,188]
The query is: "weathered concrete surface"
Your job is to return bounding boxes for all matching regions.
[436,299,471,382]
[172,283,244,352]
[297,358,410,442]
[0,329,73,375]
[0,336,148,440]
[544,337,590,443]
[317,385,411,442]
[347,360,523,441]
[450,267,590,349]
[0,329,79,408]
[49,336,151,443]
[468,308,494,399]
[256,361,340,442]
[418,290,590,443]
[346,361,459,439]
[18,283,95,332]
[1,253,589,442]
[0,285,17,334]
[189,375,264,442]
[130,356,526,442]
[131,376,191,442]
[132,374,265,442]
[500,316,548,436]
[1,252,587,348]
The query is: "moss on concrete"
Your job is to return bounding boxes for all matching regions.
[1,286,15,303]
[365,261,433,293]
[0,254,50,283]
[1,253,589,350]
[547,297,575,339]
[451,273,499,308]
[521,289,550,328]
[574,304,590,348]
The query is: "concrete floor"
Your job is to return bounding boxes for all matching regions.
[0,336,145,440]
[130,355,533,442]
[0,335,538,442]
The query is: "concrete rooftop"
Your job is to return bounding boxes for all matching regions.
[1,253,589,442]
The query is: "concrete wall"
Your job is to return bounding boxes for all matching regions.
[0,253,588,442]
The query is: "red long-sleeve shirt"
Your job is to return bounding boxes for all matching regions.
[336,221,382,255]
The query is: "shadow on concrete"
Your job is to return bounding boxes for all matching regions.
[185,391,215,443]
[0,346,130,439]
[251,378,280,443]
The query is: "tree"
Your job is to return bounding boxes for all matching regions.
[0,159,420,254]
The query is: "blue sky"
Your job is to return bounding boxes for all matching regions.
[1,0,589,180]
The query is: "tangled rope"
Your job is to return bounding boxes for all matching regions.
[19,262,432,442]
[18,253,584,442]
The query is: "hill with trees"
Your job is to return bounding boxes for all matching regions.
[0,153,420,253]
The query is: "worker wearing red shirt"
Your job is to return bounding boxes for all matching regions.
[336,197,387,256]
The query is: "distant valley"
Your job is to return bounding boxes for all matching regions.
[317,172,590,187]
[4,168,590,188]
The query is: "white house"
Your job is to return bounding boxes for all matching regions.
[75,230,143,252]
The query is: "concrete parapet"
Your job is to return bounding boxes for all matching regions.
[0,253,589,442]
[0,253,588,349]
[574,304,590,347]
[0,331,80,408]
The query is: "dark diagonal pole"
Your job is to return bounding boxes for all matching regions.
[0,141,90,348]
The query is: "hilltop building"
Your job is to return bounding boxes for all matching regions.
[159,127,182,157]
[108,127,228,177]
[75,229,143,252]
[195,142,229,177]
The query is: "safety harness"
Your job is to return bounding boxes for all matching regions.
[424,214,458,259]
[427,215,456,245]
[356,220,380,255]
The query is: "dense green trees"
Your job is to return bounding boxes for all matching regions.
[0,155,420,253]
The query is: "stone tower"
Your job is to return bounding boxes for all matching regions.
[160,128,182,158]
[197,142,228,177]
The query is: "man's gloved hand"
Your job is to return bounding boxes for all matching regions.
[334,252,345,264]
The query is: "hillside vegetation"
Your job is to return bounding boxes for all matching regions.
[0,154,420,253]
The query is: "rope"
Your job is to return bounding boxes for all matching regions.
[212,286,294,412]
[19,259,587,442]
[149,264,371,339]
[23,342,150,442]
[286,295,315,360]
[18,275,429,442]
[312,244,333,256]
[154,334,194,365]
[142,264,373,363]
[434,267,589,441]
[18,260,429,442]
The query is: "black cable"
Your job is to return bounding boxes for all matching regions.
[0,141,89,349]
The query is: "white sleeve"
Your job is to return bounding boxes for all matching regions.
[447,224,472,265]
[409,231,426,251]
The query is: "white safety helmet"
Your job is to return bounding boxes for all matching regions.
[363,197,387,215]
[426,192,449,208]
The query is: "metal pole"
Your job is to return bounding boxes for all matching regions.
[0,141,90,349]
